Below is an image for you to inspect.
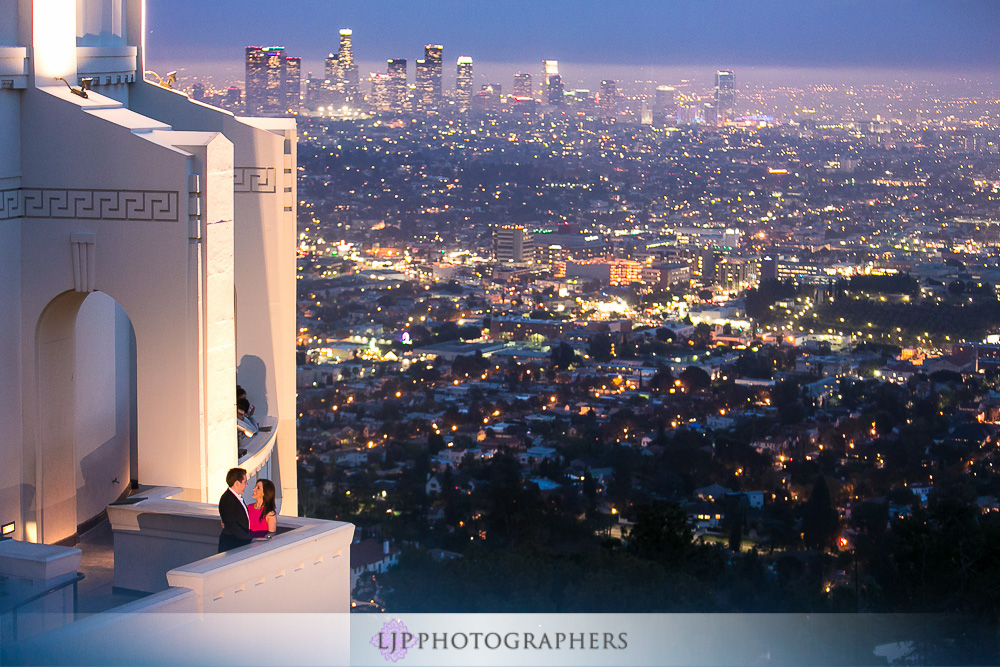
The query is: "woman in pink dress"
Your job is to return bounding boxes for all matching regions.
[248,478,277,536]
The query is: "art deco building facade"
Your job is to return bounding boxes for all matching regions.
[0,3,353,647]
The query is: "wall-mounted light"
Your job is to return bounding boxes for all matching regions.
[1,521,14,537]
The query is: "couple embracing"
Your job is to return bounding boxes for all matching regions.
[218,467,277,552]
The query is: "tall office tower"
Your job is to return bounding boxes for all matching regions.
[654,84,676,123]
[425,44,443,103]
[414,59,431,112]
[543,60,563,105]
[386,58,408,113]
[284,56,301,112]
[714,69,735,125]
[455,56,474,113]
[599,79,618,117]
[369,72,393,112]
[245,45,288,115]
[513,71,532,97]
[336,29,359,101]
[494,225,535,264]
[324,52,338,80]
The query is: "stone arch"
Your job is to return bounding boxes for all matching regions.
[26,289,136,544]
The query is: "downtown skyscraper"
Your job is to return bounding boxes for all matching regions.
[599,79,618,118]
[245,45,300,115]
[455,56,473,113]
[714,69,736,125]
[543,60,563,106]
[414,44,443,112]
[387,58,408,113]
[326,28,360,104]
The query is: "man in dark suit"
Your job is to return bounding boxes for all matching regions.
[218,467,252,552]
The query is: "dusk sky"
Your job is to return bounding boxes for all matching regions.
[147,0,1000,73]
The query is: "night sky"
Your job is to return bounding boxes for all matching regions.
[148,0,1000,70]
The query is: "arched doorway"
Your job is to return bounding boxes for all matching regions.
[26,290,136,544]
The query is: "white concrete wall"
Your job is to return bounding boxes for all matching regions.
[108,488,354,611]
[0,222,20,536]
[0,96,19,182]
[15,86,235,541]
[74,291,132,523]
[131,83,299,515]
[0,0,18,44]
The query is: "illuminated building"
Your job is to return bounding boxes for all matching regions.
[565,258,642,286]
[245,45,283,114]
[0,0,353,637]
[716,256,757,292]
[513,71,532,97]
[425,44,443,101]
[325,52,338,80]
[284,56,301,113]
[472,83,502,113]
[565,89,592,109]
[414,44,443,112]
[599,79,617,117]
[494,225,535,264]
[224,85,242,111]
[386,58,408,112]
[455,56,473,113]
[245,46,300,115]
[543,60,563,105]
[654,85,676,123]
[328,29,359,104]
[642,262,692,289]
[414,59,430,111]
[369,72,392,112]
[714,69,735,125]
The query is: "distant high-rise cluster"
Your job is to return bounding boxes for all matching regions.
[243,30,734,125]
[245,45,300,115]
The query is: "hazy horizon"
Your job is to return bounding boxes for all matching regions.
[148,57,1000,97]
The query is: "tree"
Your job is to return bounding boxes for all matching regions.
[800,475,839,550]
[550,342,579,370]
[587,333,614,363]
[626,501,693,567]
[678,366,711,392]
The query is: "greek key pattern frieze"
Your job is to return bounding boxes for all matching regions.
[2,188,179,221]
[0,188,22,220]
[234,167,276,193]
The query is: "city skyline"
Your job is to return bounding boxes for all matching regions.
[147,0,1000,74]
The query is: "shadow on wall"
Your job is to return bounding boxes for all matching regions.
[237,355,269,419]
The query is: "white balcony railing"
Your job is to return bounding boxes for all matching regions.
[107,487,354,613]
[239,414,278,480]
